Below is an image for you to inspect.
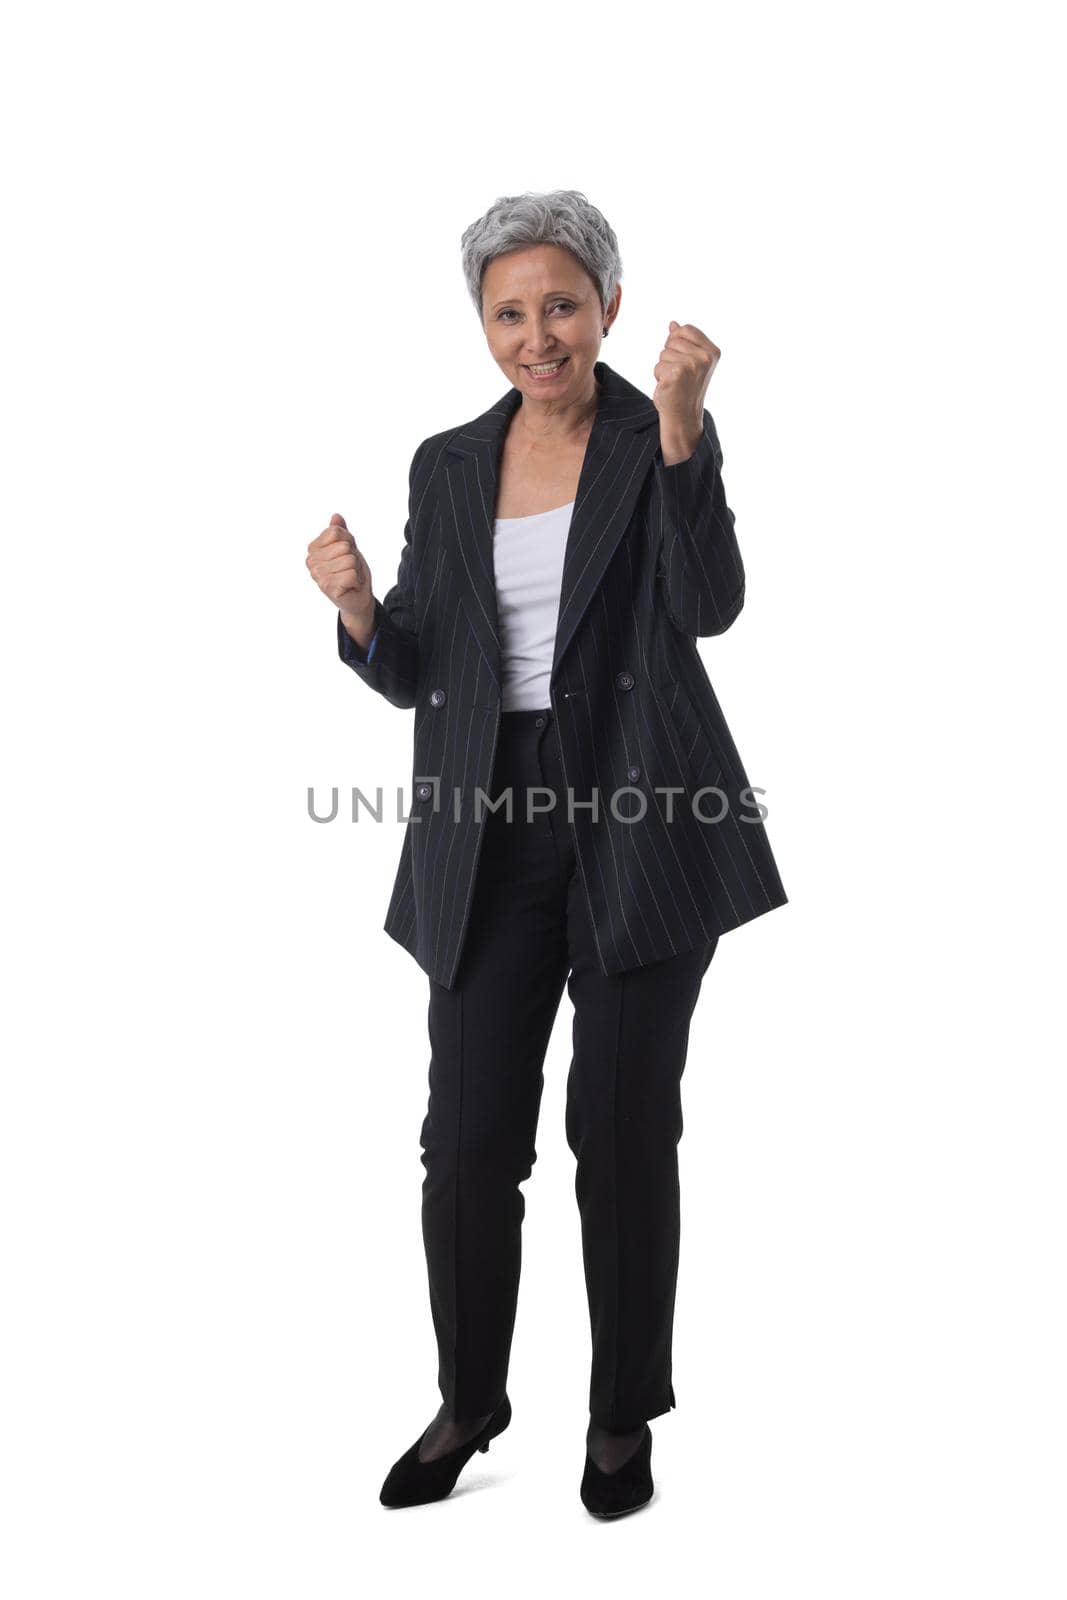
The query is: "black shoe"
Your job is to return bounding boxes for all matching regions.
[379,1395,512,1508]
[580,1423,654,1518]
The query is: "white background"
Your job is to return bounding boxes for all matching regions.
[2,1,1064,1594]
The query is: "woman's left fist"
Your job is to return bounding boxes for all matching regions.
[652,322,720,429]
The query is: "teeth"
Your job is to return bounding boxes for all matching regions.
[529,359,565,373]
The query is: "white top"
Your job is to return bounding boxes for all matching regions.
[492,500,575,711]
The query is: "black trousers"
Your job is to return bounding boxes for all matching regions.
[418,706,717,1432]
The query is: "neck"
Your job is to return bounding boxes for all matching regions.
[515,380,600,446]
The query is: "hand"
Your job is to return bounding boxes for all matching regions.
[306,513,375,626]
[652,322,720,436]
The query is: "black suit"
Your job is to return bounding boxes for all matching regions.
[337,358,788,990]
[336,357,788,1430]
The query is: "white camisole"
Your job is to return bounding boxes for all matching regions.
[491,499,575,711]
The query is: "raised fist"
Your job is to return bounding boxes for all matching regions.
[306,513,375,629]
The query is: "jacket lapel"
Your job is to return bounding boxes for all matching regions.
[438,359,660,696]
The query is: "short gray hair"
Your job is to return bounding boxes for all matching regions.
[460,189,623,322]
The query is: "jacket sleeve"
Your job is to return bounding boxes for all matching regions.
[652,408,746,636]
[336,438,426,709]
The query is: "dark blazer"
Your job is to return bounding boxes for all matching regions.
[336,358,788,990]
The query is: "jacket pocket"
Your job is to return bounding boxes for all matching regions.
[657,675,735,790]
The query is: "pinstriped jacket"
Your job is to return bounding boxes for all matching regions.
[336,358,788,989]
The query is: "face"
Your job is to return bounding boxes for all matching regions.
[481,243,621,404]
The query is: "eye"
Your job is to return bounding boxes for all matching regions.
[497,300,575,322]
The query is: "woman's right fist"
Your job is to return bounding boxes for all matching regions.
[306,514,375,626]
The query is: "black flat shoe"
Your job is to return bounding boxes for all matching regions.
[580,1423,654,1518]
[379,1395,512,1508]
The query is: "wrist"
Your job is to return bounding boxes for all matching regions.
[339,601,377,647]
[659,420,703,467]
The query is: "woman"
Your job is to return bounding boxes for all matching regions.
[306,190,788,1517]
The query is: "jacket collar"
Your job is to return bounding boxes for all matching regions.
[439,360,661,696]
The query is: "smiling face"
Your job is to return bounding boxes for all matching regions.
[481,243,621,410]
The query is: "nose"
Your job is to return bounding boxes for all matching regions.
[522,316,557,356]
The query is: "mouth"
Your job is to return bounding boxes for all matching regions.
[524,356,570,380]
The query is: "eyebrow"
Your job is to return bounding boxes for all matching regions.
[490,290,578,311]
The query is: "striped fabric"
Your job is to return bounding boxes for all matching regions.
[337,359,788,989]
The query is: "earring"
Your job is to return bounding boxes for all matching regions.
[602,326,609,336]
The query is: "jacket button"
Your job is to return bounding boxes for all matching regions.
[430,688,446,707]
[627,765,641,782]
[616,670,634,690]
[415,782,433,801]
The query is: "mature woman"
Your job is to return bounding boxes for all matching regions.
[306,190,788,1517]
